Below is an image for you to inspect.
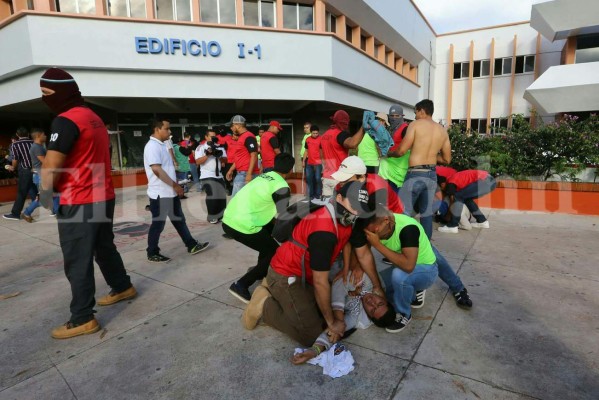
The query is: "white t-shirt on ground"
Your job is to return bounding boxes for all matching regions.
[144,136,177,199]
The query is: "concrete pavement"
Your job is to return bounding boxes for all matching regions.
[1,186,598,400]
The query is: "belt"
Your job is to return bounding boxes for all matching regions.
[408,164,436,171]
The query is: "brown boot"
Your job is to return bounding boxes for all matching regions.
[51,318,100,339]
[97,286,137,306]
[242,286,271,330]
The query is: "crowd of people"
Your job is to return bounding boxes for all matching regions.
[3,69,497,364]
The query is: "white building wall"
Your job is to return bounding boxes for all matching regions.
[434,22,565,124]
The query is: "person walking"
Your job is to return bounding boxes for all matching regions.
[302,125,323,200]
[3,127,35,221]
[144,118,209,262]
[225,115,259,197]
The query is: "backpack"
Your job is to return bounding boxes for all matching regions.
[272,200,338,286]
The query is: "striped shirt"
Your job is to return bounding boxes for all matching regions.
[10,138,33,169]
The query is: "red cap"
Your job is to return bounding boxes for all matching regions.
[269,120,283,131]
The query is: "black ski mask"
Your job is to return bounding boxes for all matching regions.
[40,68,85,115]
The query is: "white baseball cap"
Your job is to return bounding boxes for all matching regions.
[331,156,367,182]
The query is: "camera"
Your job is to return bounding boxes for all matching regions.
[206,137,223,158]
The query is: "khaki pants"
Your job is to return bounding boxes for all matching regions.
[262,267,325,347]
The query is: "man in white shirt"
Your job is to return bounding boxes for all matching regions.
[144,119,209,262]
[195,129,228,224]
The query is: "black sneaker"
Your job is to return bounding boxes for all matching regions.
[189,242,209,255]
[3,213,20,221]
[453,288,473,309]
[382,257,392,265]
[385,313,412,333]
[228,282,251,304]
[148,254,171,263]
[411,290,426,308]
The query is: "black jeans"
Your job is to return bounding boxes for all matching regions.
[222,221,279,288]
[11,168,35,216]
[147,196,197,256]
[57,199,132,324]
[201,177,227,220]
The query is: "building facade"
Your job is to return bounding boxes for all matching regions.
[0,0,598,169]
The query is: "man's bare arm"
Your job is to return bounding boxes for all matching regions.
[342,127,366,150]
[313,271,345,336]
[354,244,384,295]
[437,135,452,165]
[41,150,67,191]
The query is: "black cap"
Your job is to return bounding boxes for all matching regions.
[338,181,371,216]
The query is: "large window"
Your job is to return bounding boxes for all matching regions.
[494,55,534,76]
[107,0,146,18]
[155,0,190,21]
[283,2,313,30]
[243,0,275,27]
[58,0,95,14]
[453,60,490,79]
[201,0,236,24]
[325,11,336,33]
[576,34,599,64]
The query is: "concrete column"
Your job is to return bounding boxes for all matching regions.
[466,40,474,131]
[95,0,107,15]
[146,0,155,19]
[236,0,243,24]
[446,44,454,126]
[33,0,53,12]
[275,0,283,29]
[313,0,325,32]
[508,34,518,128]
[486,38,495,134]
[335,15,346,40]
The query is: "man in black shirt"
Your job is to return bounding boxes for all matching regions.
[3,127,35,221]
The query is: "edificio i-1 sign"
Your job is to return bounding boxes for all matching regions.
[135,37,263,59]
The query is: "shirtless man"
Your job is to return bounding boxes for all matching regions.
[396,99,451,239]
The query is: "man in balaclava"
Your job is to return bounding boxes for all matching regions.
[39,68,136,340]
[319,110,367,199]
[379,104,411,193]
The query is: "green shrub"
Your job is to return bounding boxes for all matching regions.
[447,114,599,181]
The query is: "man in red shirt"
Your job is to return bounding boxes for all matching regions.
[320,110,366,198]
[260,121,282,173]
[39,68,136,339]
[241,182,385,347]
[302,125,323,200]
[225,115,260,197]
[437,170,497,233]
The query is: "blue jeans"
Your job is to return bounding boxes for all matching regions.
[305,164,322,199]
[189,165,200,191]
[147,196,197,256]
[23,173,59,216]
[449,176,497,227]
[176,171,189,193]
[380,263,438,317]
[399,170,437,239]
[231,171,254,198]
[432,245,464,294]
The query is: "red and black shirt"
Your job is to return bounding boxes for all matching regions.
[260,131,280,169]
[320,127,351,179]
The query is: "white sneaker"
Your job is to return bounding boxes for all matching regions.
[438,225,459,234]
[471,221,490,229]
[458,223,472,231]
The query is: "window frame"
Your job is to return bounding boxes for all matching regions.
[107,0,147,18]
[203,0,237,24]
[154,0,192,21]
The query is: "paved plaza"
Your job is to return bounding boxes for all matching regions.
[0,187,598,400]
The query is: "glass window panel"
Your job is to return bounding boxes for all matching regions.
[298,4,312,30]
[494,58,503,76]
[481,60,490,76]
[576,33,599,50]
[261,0,274,27]
[524,55,535,72]
[283,3,296,29]
[575,48,599,64]
[79,0,96,14]
[515,56,524,74]
[59,0,77,13]
[461,62,469,78]
[130,0,147,18]
[453,63,461,79]
[374,45,379,59]
[107,0,128,16]
[219,0,236,24]
[156,0,174,20]
[243,0,259,25]
[201,0,218,22]
[176,0,191,20]
[502,58,512,75]
[345,25,352,41]
[330,15,336,33]
[360,36,367,51]
[479,119,487,133]
[473,60,481,78]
